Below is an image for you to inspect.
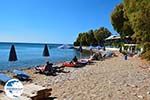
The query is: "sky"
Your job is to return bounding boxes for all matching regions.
[0,0,121,44]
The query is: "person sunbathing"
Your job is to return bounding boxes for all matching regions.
[35,62,69,74]
[63,56,88,67]
[35,61,56,75]
[44,61,54,74]
[70,56,78,64]
[53,66,70,73]
[80,52,103,62]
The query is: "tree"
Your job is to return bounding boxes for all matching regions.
[87,29,97,45]
[94,27,111,46]
[80,32,89,46]
[123,0,150,57]
[74,33,82,46]
[111,3,134,38]
[111,0,150,60]
[124,0,150,43]
[74,27,111,46]
[74,32,90,46]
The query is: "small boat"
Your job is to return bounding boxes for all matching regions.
[58,44,74,49]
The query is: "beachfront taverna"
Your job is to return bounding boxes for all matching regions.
[105,35,143,54]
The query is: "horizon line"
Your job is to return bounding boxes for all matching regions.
[0,41,73,45]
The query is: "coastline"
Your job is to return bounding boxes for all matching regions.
[74,46,120,52]
[0,43,89,71]
[1,51,150,99]
[0,46,91,72]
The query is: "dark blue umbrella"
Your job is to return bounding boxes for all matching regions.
[89,45,94,55]
[78,44,83,53]
[89,45,94,50]
[78,44,83,59]
[43,44,50,57]
[9,45,18,61]
[96,46,101,50]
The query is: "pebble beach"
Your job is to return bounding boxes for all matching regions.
[1,52,150,100]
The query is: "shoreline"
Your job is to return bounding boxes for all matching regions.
[0,46,92,72]
[1,51,150,99]
[0,45,118,72]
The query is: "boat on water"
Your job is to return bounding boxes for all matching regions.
[58,44,74,49]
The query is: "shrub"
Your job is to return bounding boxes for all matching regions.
[143,42,150,53]
[121,51,127,55]
[141,50,150,61]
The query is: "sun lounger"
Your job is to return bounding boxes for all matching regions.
[62,60,87,68]
[35,66,45,73]
[79,58,94,64]
[0,73,12,84]
[12,70,30,81]
[77,60,88,65]
[35,64,57,76]
[106,52,113,57]
[62,62,77,67]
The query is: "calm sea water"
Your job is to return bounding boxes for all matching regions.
[0,43,89,70]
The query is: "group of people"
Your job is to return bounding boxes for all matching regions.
[35,61,69,76]
[35,50,115,76]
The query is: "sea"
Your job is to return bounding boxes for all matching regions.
[0,42,90,70]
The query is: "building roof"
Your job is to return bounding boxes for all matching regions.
[105,35,120,40]
[124,44,137,46]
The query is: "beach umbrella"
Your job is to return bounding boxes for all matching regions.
[89,45,94,50]
[96,46,101,50]
[89,45,94,55]
[78,44,83,59]
[43,44,50,57]
[9,45,18,61]
[43,44,50,62]
[43,44,50,63]
[78,44,83,53]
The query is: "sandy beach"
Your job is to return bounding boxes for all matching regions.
[1,52,150,100]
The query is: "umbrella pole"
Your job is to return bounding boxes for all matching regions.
[80,52,82,59]
[45,57,50,63]
[9,61,15,71]
[90,49,93,56]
